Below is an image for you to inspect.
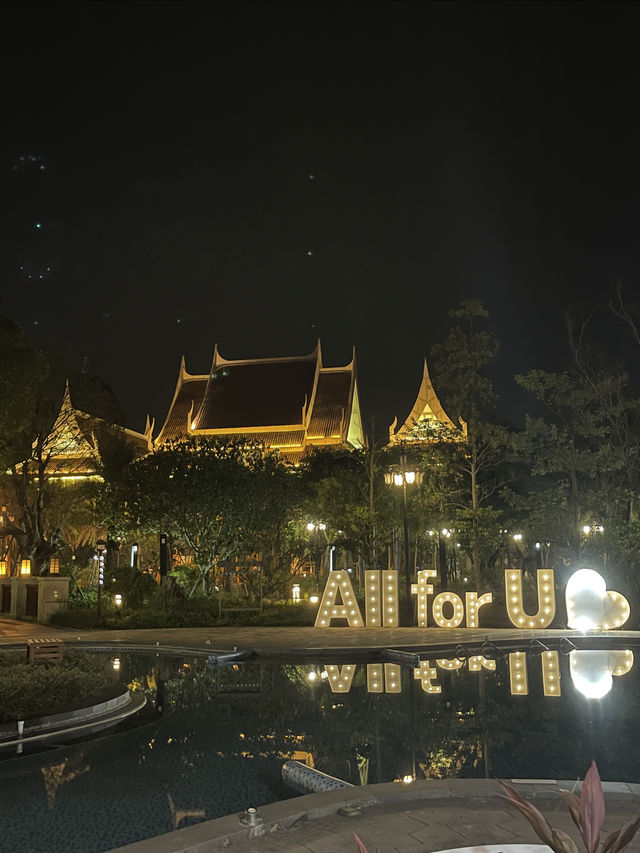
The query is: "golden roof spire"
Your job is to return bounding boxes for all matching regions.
[389,357,463,444]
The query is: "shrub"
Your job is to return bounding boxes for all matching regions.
[0,652,117,722]
[49,599,317,629]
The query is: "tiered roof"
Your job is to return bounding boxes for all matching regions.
[44,382,151,478]
[388,358,465,444]
[156,341,364,461]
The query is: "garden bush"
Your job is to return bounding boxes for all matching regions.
[0,652,118,722]
[50,599,317,629]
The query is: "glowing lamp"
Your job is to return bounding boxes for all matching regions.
[565,569,630,631]
[292,584,301,603]
[465,592,492,628]
[411,569,436,627]
[0,560,7,576]
[504,569,555,628]
[114,594,123,607]
[432,591,464,628]
[508,652,529,695]
[325,664,355,693]
[467,655,495,672]
[309,594,319,605]
[393,473,403,486]
[436,657,464,671]
[367,664,384,693]
[314,571,362,626]
[20,559,31,576]
[542,650,561,697]
[49,556,60,574]
[404,471,416,484]
[112,657,121,671]
[306,522,315,531]
[414,661,441,693]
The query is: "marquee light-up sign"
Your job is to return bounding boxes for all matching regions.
[314,568,630,632]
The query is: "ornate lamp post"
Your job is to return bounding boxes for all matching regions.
[385,451,423,615]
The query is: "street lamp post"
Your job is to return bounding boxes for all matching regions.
[385,451,423,619]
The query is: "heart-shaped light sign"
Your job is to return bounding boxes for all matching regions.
[570,649,634,699]
[565,568,630,630]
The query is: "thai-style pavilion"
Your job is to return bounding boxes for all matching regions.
[42,381,151,480]
[36,348,458,477]
[155,341,365,462]
[388,358,466,445]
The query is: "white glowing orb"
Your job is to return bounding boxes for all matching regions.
[569,649,634,699]
[565,568,630,630]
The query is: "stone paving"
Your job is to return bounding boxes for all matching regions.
[112,780,640,852]
[2,618,640,658]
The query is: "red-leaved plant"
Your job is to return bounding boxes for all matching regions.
[500,761,640,853]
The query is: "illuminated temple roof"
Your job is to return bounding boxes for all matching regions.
[156,341,364,461]
[43,382,152,478]
[388,358,465,445]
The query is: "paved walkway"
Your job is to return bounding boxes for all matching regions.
[2,619,639,657]
[113,779,640,852]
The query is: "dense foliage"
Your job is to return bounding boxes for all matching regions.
[3,292,640,622]
[0,651,118,722]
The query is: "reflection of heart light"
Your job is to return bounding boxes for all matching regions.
[570,650,613,698]
[565,568,630,630]
[569,649,634,699]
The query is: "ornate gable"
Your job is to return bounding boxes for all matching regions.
[389,358,465,445]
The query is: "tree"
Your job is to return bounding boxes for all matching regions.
[0,301,130,574]
[303,445,397,582]
[430,299,509,586]
[0,301,48,472]
[514,324,640,600]
[107,437,301,597]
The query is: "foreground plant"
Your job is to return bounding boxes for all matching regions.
[354,833,374,852]
[500,761,640,853]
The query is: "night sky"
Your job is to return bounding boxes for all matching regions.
[3,1,640,435]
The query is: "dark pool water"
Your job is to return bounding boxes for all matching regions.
[0,645,639,853]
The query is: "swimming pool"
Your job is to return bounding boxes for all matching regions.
[0,643,638,853]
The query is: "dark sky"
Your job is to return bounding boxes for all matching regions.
[3,1,640,435]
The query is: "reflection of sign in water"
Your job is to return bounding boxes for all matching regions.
[319,649,634,699]
[569,649,634,698]
[314,568,631,631]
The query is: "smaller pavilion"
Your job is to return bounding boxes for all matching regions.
[40,382,152,480]
[388,358,466,445]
